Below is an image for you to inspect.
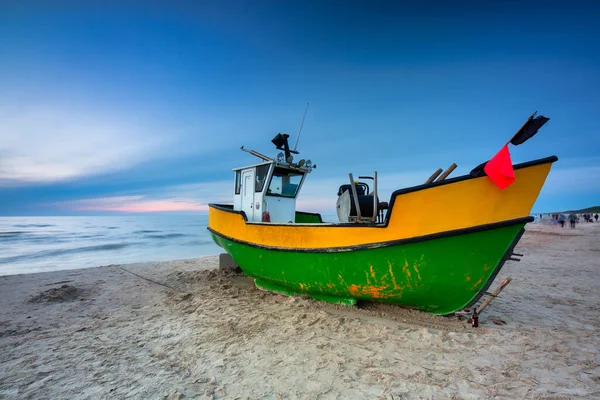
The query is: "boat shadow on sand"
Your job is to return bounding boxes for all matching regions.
[164,268,476,333]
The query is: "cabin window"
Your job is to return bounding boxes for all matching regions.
[234,171,241,195]
[266,167,303,198]
[255,165,270,192]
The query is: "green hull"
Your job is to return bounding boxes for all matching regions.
[211,223,525,314]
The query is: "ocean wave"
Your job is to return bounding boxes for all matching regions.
[144,233,191,239]
[13,224,55,228]
[74,234,106,239]
[133,230,161,234]
[0,231,68,243]
[0,231,26,238]
[181,240,212,246]
[0,243,134,265]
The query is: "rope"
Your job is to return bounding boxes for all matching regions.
[117,266,181,292]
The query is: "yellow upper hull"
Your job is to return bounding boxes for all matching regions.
[208,157,556,249]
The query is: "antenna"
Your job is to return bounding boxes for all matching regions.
[293,102,310,152]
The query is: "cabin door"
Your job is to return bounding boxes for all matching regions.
[241,169,255,221]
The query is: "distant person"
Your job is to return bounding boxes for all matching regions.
[595,213,598,222]
[558,214,566,228]
[568,213,577,228]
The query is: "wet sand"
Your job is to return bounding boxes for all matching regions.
[1,222,599,399]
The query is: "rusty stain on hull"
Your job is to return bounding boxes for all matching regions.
[348,283,391,299]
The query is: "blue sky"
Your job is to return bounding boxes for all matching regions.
[1,0,599,215]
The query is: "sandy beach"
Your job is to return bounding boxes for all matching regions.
[1,222,599,399]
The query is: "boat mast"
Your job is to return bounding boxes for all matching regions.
[293,102,310,152]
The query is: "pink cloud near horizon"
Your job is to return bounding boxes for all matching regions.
[55,196,208,213]
[54,193,337,214]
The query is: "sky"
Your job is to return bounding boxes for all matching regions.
[1,0,599,216]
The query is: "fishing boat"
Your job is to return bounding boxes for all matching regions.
[208,114,556,315]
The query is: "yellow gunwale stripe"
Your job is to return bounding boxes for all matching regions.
[208,157,556,249]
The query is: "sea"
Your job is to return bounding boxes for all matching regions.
[0,215,221,276]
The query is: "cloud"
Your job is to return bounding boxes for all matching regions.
[0,102,168,185]
[541,165,600,195]
[55,195,208,213]
[164,180,234,205]
[50,180,235,213]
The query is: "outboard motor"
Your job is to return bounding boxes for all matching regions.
[337,183,367,197]
[336,181,379,222]
[336,172,388,223]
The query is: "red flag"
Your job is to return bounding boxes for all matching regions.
[484,144,515,190]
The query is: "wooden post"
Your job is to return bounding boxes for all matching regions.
[476,277,512,315]
[425,168,443,184]
[435,163,457,182]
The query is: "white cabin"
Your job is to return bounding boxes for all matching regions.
[233,160,311,223]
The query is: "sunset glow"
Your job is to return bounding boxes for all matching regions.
[57,196,208,213]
